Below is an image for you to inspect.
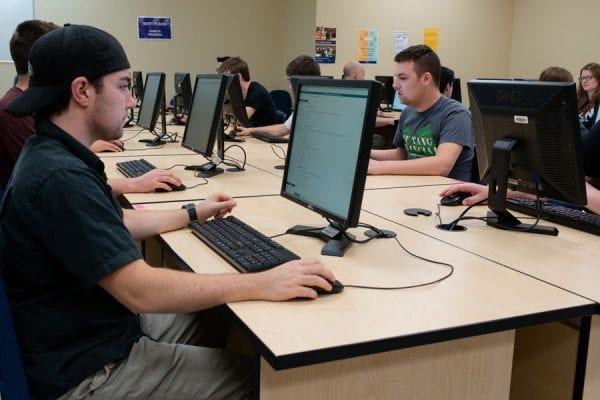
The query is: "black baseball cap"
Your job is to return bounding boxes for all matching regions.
[5,24,130,116]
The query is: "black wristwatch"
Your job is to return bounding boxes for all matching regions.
[181,203,198,222]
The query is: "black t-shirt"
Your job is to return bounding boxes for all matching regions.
[0,119,143,399]
[245,81,278,127]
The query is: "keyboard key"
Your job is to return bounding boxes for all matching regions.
[190,216,300,272]
[506,198,600,236]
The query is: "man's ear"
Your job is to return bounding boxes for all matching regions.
[70,77,92,107]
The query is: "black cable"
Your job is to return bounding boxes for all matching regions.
[270,220,454,290]
[120,128,145,142]
[270,144,286,160]
[222,144,247,170]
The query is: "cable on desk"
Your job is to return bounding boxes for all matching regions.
[269,220,454,291]
[120,127,145,142]
[186,176,208,188]
[270,144,286,160]
[222,144,247,171]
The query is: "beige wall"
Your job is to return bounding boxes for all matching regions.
[1,0,600,99]
[509,0,600,81]
[316,0,515,101]
[0,0,316,100]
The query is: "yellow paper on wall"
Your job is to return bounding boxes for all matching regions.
[423,28,439,51]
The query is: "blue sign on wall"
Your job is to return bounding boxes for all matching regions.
[138,17,172,40]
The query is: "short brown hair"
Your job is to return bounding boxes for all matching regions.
[538,66,573,82]
[10,19,59,75]
[217,57,250,81]
[394,44,441,86]
[285,55,320,77]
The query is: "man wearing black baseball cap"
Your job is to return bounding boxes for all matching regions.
[1,24,335,399]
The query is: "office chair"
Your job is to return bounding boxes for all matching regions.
[269,90,292,120]
[0,258,31,400]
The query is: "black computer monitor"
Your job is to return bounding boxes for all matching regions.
[451,78,462,102]
[288,75,333,108]
[468,79,587,235]
[173,72,192,114]
[136,72,167,146]
[181,74,229,177]
[374,75,395,110]
[223,74,251,128]
[281,79,382,256]
[131,71,144,102]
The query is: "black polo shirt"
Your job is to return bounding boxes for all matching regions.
[245,81,278,127]
[0,119,144,400]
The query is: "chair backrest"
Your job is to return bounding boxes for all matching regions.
[0,260,31,400]
[269,90,292,119]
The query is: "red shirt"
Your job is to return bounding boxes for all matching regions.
[0,87,34,187]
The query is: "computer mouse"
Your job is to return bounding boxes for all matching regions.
[440,191,471,206]
[310,279,344,295]
[155,183,187,193]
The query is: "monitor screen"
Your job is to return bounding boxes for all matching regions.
[174,72,192,114]
[281,79,381,256]
[136,72,165,132]
[468,79,587,235]
[374,75,395,107]
[223,74,251,127]
[131,71,144,100]
[391,91,406,111]
[181,74,229,176]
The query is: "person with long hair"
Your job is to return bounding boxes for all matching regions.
[577,63,600,130]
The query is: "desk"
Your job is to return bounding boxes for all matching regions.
[362,185,600,399]
[102,154,284,205]
[140,196,595,399]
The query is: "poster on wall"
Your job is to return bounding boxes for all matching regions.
[138,17,172,40]
[358,29,378,64]
[423,28,439,51]
[315,26,336,64]
[393,31,409,56]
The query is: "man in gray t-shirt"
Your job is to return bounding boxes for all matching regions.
[369,45,473,182]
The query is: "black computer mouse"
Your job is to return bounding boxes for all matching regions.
[155,183,187,193]
[440,191,471,206]
[311,279,344,295]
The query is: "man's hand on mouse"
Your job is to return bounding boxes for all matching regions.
[257,259,337,300]
[128,169,183,193]
[439,183,488,206]
[91,139,124,153]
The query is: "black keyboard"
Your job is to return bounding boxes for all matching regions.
[506,198,600,236]
[252,131,289,143]
[190,216,300,273]
[116,158,156,178]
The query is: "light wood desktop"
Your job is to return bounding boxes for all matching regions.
[363,185,600,399]
[102,154,284,204]
[138,196,595,399]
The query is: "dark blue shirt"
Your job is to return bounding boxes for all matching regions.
[245,81,278,127]
[0,119,143,399]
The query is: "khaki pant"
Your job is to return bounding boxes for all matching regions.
[58,310,251,399]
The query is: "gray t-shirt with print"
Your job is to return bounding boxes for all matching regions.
[392,96,474,181]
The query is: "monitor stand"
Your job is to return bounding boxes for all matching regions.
[486,138,558,236]
[139,95,176,147]
[184,162,224,178]
[286,222,354,257]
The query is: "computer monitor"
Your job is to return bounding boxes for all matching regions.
[181,74,229,177]
[451,78,462,102]
[468,79,587,235]
[288,75,333,108]
[136,72,167,146]
[173,72,192,114]
[391,92,406,111]
[131,71,144,102]
[223,74,251,128]
[374,75,395,110]
[281,79,382,256]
